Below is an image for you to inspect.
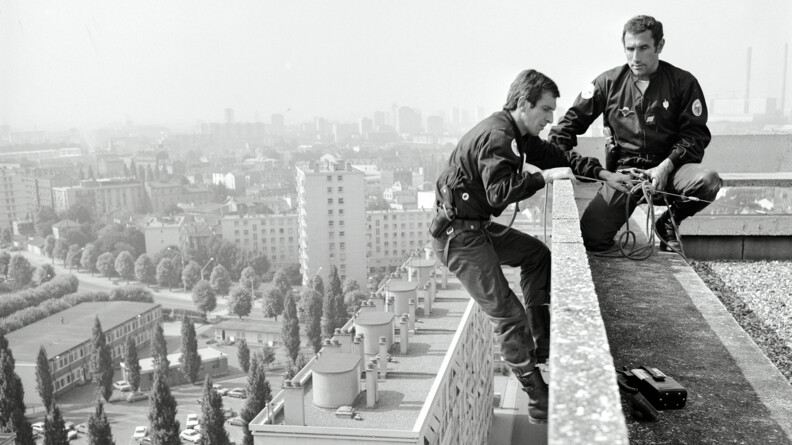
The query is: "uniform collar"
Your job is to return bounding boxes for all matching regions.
[501,109,524,140]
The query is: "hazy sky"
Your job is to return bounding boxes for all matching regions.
[2,0,790,130]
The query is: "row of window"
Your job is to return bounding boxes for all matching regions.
[232,218,292,226]
[326,186,344,193]
[326,175,345,181]
[327,198,345,204]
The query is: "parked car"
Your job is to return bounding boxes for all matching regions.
[113,380,132,392]
[66,430,78,441]
[127,391,148,403]
[213,384,229,396]
[179,429,201,443]
[64,421,75,431]
[31,422,44,433]
[185,413,199,429]
[75,423,88,434]
[227,388,247,399]
[222,408,236,419]
[226,416,246,427]
[133,426,148,441]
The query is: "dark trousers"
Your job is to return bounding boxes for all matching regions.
[432,222,550,376]
[581,163,722,251]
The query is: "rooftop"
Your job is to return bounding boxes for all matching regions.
[267,284,470,431]
[6,301,160,363]
[133,347,225,372]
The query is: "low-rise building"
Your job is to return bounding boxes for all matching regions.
[219,213,299,270]
[214,318,308,348]
[5,301,162,408]
[122,347,228,391]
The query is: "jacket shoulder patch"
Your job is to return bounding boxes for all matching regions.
[692,99,703,117]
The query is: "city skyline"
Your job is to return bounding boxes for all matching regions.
[2,0,791,131]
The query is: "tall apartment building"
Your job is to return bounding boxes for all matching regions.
[22,173,73,211]
[366,209,434,271]
[6,301,162,408]
[219,213,299,270]
[0,168,29,230]
[296,156,366,287]
[52,178,144,216]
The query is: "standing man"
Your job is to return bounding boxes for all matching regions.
[550,15,722,253]
[430,69,628,423]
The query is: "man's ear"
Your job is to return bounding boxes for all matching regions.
[656,38,665,54]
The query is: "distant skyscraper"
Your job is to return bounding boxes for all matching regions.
[398,107,421,135]
[296,155,367,287]
[225,108,235,125]
[426,115,443,136]
[359,117,373,138]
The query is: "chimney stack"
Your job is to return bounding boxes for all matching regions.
[366,362,378,408]
[281,376,306,426]
[408,299,416,331]
[399,315,409,354]
[421,283,432,317]
[378,336,388,378]
[333,328,351,352]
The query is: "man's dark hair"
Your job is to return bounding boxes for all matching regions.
[622,15,664,48]
[503,69,560,111]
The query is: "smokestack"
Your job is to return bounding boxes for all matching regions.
[282,377,306,426]
[421,283,432,317]
[366,361,378,408]
[378,336,388,378]
[745,47,752,114]
[353,334,364,382]
[399,315,409,354]
[782,43,788,116]
[333,328,351,352]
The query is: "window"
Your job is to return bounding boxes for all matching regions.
[328,210,333,215]
[326,175,332,181]
[327,198,333,204]
[327,187,332,193]
[338,186,343,192]
[337,175,343,181]
[338,198,344,204]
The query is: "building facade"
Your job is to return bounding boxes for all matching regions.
[366,209,434,271]
[0,168,29,231]
[53,178,144,216]
[296,156,367,287]
[220,213,299,270]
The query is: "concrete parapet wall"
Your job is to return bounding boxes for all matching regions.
[548,180,628,445]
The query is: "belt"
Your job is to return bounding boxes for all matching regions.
[442,219,490,265]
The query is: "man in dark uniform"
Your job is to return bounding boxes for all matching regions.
[549,15,722,252]
[430,69,630,423]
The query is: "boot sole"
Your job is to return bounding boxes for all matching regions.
[528,416,548,425]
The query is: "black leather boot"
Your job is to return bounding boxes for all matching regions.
[516,368,549,424]
[655,210,683,253]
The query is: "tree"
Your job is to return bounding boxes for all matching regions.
[241,353,271,445]
[272,267,292,296]
[321,290,335,339]
[200,375,230,445]
[345,289,368,317]
[156,258,177,291]
[0,228,12,246]
[114,251,135,283]
[261,345,276,370]
[312,275,325,299]
[237,340,251,374]
[32,263,57,286]
[303,289,324,353]
[342,278,360,295]
[209,264,232,296]
[36,346,54,412]
[8,254,33,286]
[281,291,301,363]
[0,350,34,443]
[53,238,69,265]
[0,251,10,277]
[262,288,284,321]
[96,252,116,279]
[90,316,114,402]
[247,253,270,276]
[43,235,56,260]
[35,206,59,237]
[43,404,69,445]
[228,287,252,319]
[239,266,261,298]
[81,243,99,274]
[328,265,347,330]
[135,254,156,285]
[192,280,216,316]
[65,244,82,269]
[283,263,302,285]
[148,375,180,445]
[152,324,170,379]
[63,203,92,224]
[181,260,201,291]
[124,335,141,392]
[87,399,115,445]
[179,315,201,384]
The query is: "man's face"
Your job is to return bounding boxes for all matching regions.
[623,30,663,79]
[519,92,556,137]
